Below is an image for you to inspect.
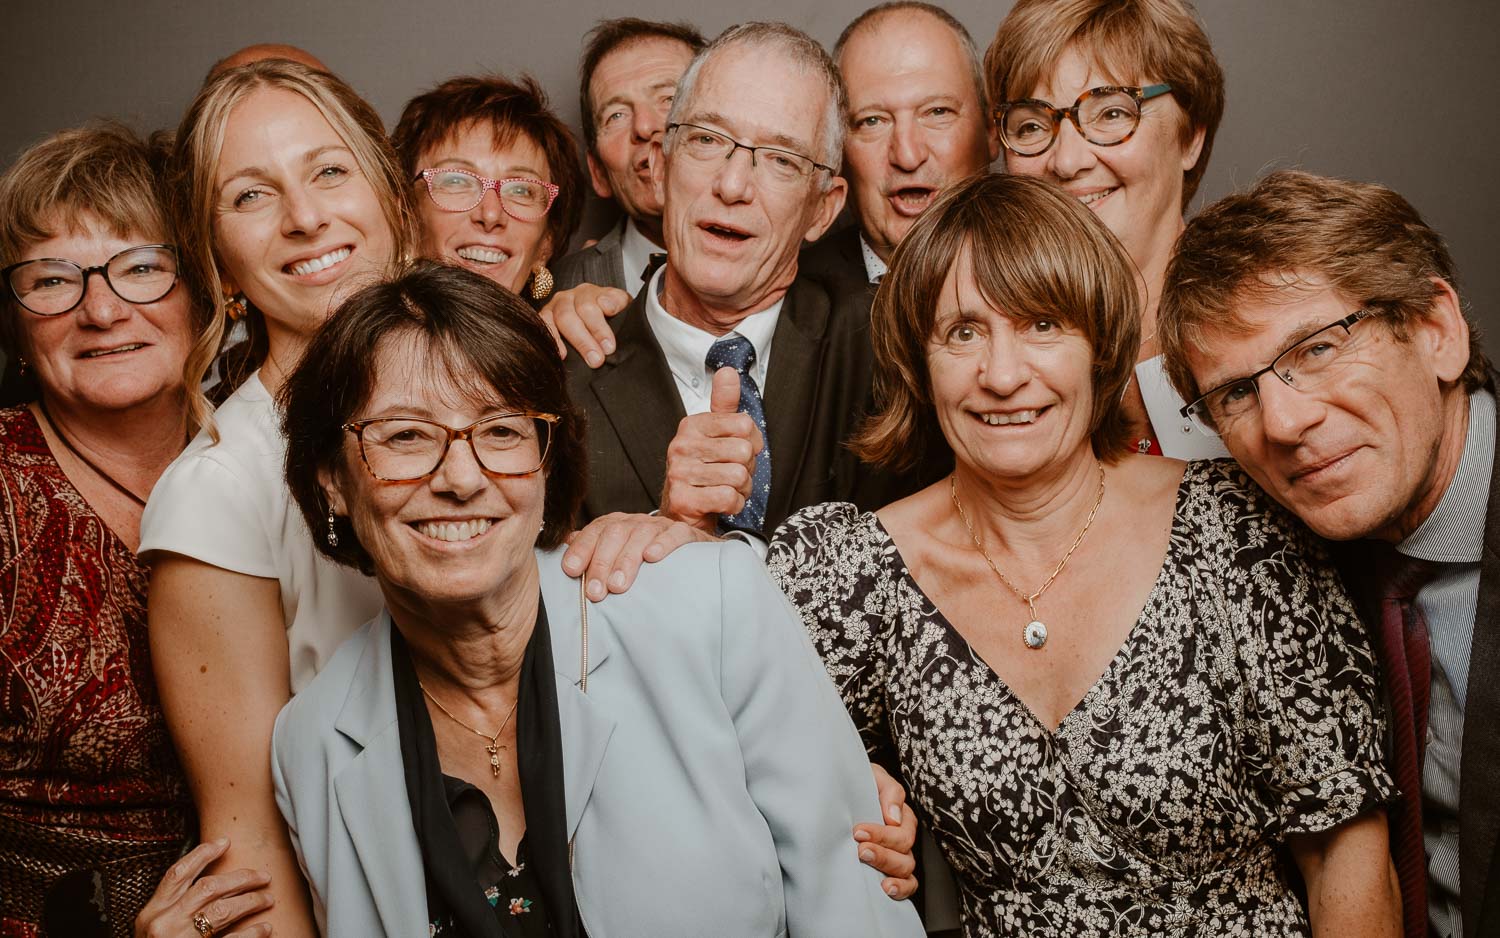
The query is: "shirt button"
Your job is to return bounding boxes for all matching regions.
[691,378,701,389]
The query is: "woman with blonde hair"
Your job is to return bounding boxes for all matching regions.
[139,59,414,937]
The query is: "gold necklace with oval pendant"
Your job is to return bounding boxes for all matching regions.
[949,464,1106,650]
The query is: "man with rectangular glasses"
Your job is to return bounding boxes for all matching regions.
[563,22,912,539]
[1159,169,1500,938]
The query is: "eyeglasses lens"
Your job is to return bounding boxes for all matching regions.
[360,415,550,480]
[8,246,177,315]
[1003,90,1143,156]
[425,171,551,218]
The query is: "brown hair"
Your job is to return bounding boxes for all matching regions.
[0,122,206,379]
[280,260,587,573]
[854,173,1140,470]
[171,58,416,436]
[984,0,1225,206]
[578,18,705,157]
[1159,169,1490,401]
[392,74,586,271]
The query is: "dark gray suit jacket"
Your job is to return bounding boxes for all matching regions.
[1464,387,1500,938]
[553,218,628,293]
[1341,382,1500,938]
[565,272,930,532]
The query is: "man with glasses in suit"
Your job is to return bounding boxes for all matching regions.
[1159,169,1500,938]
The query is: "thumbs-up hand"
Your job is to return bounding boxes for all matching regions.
[659,367,765,531]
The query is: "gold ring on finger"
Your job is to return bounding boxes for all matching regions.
[192,911,214,937]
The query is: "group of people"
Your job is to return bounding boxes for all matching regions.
[1,2,1494,938]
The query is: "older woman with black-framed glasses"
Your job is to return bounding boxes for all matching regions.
[393,74,586,305]
[986,0,1229,460]
[271,260,923,938]
[0,122,273,938]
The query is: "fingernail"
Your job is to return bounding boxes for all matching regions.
[563,556,580,573]
[588,579,604,599]
[603,339,616,354]
[586,352,603,367]
[853,829,871,842]
[887,805,902,823]
[860,849,874,862]
[608,571,625,589]
[214,837,229,847]
[887,884,899,897]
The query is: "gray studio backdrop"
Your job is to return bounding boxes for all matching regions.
[3,0,1496,353]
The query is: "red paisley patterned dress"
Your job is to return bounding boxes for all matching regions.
[0,406,192,937]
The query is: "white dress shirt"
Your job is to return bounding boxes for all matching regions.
[619,217,659,299]
[642,266,780,415]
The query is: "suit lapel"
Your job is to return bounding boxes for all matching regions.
[538,557,616,842]
[761,279,830,526]
[331,616,428,938]
[588,290,685,505]
[593,219,627,290]
[1462,385,1500,937]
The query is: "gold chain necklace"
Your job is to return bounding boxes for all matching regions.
[949,463,1107,650]
[419,682,519,777]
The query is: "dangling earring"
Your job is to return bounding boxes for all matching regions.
[326,506,340,547]
[15,358,28,376]
[224,291,249,321]
[529,263,554,301]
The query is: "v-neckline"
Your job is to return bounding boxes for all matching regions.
[870,468,1190,736]
[22,406,140,557]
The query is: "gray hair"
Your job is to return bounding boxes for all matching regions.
[665,21,847,183]
[833,2,989,114]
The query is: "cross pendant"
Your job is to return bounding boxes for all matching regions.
[486,741,506,777]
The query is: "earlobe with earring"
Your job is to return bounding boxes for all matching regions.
[326,506,339,547]
[224,292,249,321]
[529,264,554,301]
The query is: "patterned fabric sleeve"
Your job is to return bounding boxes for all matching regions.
[767,502,897,767]
[1206,463,1397,836]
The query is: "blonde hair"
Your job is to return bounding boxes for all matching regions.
[854,173,1141,470]
[985,0,1224,206]
[170,59,416,436]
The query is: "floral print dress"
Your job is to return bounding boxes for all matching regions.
[767,460,1394,937]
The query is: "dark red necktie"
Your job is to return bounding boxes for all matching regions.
[1376,548,1439,938]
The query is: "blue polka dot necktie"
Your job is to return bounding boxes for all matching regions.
[705,335,770,533]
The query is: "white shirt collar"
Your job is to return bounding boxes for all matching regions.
[859,232,888,284]
[642,265,780,400]
[618,216,659,298]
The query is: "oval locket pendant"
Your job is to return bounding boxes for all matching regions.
[1023,620,1048,649]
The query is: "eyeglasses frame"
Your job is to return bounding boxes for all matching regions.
[665,122,836,179]
[1179,308,1380,435]
[2,243,179,317]
[995,83,1173,157]
[415,168,560,219]
[343,411,561,482]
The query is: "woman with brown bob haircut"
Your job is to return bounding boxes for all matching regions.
[767,173,1401,936]
[986,0,1228,459]
[0,121,272,938]
[393,74,586,304]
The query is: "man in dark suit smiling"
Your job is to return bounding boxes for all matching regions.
[565,22,915,540]
[1160,170,1500,938]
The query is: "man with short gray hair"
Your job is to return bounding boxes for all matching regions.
[566,22,919,540]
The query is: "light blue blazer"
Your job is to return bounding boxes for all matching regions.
[272,541,924,938]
